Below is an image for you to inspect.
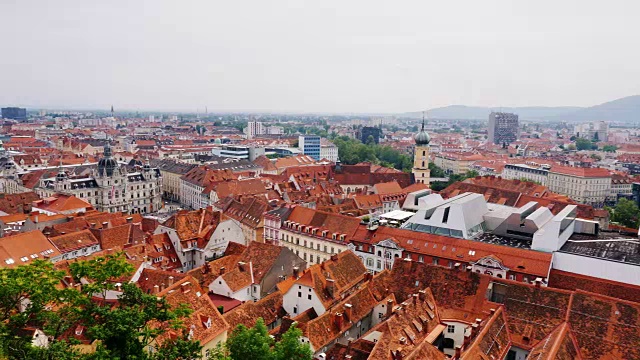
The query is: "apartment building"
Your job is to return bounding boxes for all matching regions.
[265,206,361,265]
[547,165,611,206]
[151,159,197,202]
[433,152,486,175]
[501,163,550,185]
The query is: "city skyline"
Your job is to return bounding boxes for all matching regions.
[2,1,640,113]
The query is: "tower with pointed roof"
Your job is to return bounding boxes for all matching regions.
[412,112,431,185]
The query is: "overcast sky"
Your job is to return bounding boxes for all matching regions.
[2,1,639,113]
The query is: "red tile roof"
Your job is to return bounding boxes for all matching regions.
[550,165,611,178]
[0,230,61,268]
[49,229,99,253]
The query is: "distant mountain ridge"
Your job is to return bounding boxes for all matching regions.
[403,95,640,122]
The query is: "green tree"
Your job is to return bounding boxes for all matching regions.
[366,135,375,145]
[226,318,272,360]
[0,254,201,360]
[428,163,446,178]
[610,198,640,229]
[602,145,618,152]
[273,324,312,360]
[575,137,592,151]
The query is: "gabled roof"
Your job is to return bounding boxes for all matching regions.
[223,290,284,329]
[288,251,367,309]
[526,322,582,360]
[162,208,219,241]
[461,307,511,360]
[154,276,229,346]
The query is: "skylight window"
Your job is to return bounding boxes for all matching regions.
[5,258,15,265]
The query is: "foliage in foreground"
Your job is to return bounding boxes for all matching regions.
[209,318,312,360]
[0,254,201,360]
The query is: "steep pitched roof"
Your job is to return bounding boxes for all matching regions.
[223,290,284,329]
[289,251,367,309]
[461,307,511,360]
[154,276,229,346]
[526,322,582,360]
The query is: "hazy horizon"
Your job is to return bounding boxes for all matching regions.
[2,1,640,113]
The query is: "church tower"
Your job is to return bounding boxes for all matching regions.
[412,112,431,185]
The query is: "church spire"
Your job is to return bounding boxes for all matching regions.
[422,111,425,131]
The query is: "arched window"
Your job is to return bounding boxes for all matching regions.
[366,258,374,267]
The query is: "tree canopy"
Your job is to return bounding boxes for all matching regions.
[575,137,598,151]
[429,170,479,191]
[608,198,640,229]
[333,136,413,172]
[210,318,312,360]
[0,254,201,360]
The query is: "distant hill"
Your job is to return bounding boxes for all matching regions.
[545,95,640,123]
[401,95,640,122]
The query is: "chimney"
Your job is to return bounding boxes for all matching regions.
[160,283,166,291]
[412,294,419,305]
[90,222,96,229]
[535,277,543,288]
[238,261,246,272]
[292,266,300,279]
[418,289,426,301]
[392,349,404,360]
[330,253,338,262]
[463,330,471,348]
[490,308,496,315]
[115,283,122,291]
[471,323,479,338]
[334,312,343,329]
[466,265,473,272]
[219,266,226,275]
[347,338,354,352]
[64,275,74,287]
[343,303,353,321]
[206,262,213,274]
[153,285,160,294]
[364,272,373,282]
[454,262,461,270]
[168,276,174,286]
[454,345,462,359]
[181,281,191,293]
[326,278,335,298]
[126,217,133,223]
[102,222,109,228]
[386,298,394,318]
